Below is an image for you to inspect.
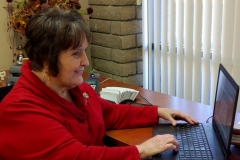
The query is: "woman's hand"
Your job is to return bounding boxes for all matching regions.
[157,108,199,126]
[136,134,178,159]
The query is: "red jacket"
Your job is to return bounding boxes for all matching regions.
[0,62,159,160]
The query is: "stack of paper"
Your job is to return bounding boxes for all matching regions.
[100,87,139,104]
[232,122,240,146]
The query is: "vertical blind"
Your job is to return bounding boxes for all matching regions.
[142,0,240,111]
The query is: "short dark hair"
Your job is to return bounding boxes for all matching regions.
[24,7,91,77]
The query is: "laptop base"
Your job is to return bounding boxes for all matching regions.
[152,123,226,160]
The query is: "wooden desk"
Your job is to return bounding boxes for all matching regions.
[100,78,240,160]
[2,71,240,159]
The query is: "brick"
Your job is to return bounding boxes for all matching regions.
[93,59,136,76]
[89,19,111,33]
[136,33,142,47]
[89,0,110,5]
[92,33,120,48]
[89,0,136,5]
[137,48,142,60]
[119,6,136,21]
[97,71,113,79]
[121,35,136,49]
[91,6,135,20]
[110,21,121,35]
[113,74,143,86]
[111,20,142,35]
[137,61,143,74]
[112,76,123,83]
[119,62,137,76]
[90,45,112,60]
[136,6,142,19]
[112,49,139,63]
[92,33,136,49]
[110,0,136,5]
[89,0,142,84]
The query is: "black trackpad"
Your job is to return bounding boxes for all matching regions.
[152,149,178,160]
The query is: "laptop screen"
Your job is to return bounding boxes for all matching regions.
[213,64,239,156]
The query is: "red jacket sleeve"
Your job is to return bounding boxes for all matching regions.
[99,96,159,130]
[0,102,141,160]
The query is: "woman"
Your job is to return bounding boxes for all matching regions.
[0,8,198,159]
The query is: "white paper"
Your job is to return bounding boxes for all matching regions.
[100,87,139,104]
[233,122,240,130]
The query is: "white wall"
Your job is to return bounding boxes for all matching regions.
[0,2,15,71]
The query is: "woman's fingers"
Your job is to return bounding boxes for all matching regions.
[136,134,179,158]
[158,108,199,125]
[156,134,179,150]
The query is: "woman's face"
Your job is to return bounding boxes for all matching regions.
[51,38,89,89]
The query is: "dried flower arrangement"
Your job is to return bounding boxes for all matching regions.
[4,0,93,35]
[3,0,93,63]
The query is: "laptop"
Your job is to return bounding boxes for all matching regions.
[152,63,239,160]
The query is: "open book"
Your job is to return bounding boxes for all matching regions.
[100,87,139,104]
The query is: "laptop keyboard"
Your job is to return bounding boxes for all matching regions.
[175,123,213,160]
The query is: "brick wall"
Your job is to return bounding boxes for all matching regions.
[89,0,143,86]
